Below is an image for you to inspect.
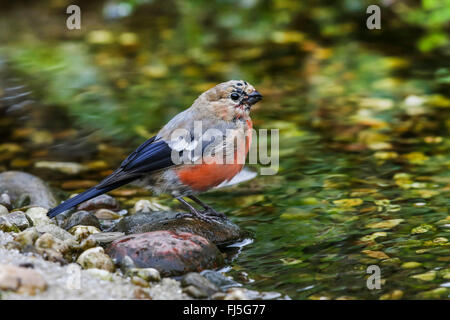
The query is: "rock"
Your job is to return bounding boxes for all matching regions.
[0,204,8,215]
[127,268,161,282]
[0,264,47,294]
[85,268,113,281]
[131,276,149,288]
[0,211,30,231]
[35,233,71,263]
[90,232,125,246]
[0,171,57,209]
[32,224,77,249]
[26,207,52,226]
[63,210,101,230]
[132,199,170,214]
[201,270,241,290]
[34,161,86,175]
[77,247,115,272]
[94,209,121,220]
[77,194,119,211]
[106,231,224,277]
[14,228,40,247]
[0,216,19,233]
[183,285,208,299]
[79,236,98,251]
[147,277,190,300]
[181,272,219,297]
[0,193,11,210]
[69,225,101,242]
[115,211,249,246]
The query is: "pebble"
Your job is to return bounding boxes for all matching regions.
[90,232,125,246]
[201,270,242,290]
[14,228,40,247]
[127,268,161,282]
[181,272,219,297]
[63,210,101,230]
[0,264,47,295]
[0,211,30,231]
[69,225,101,242]
[77,194,119,211]
[34,233,71,263]
[77,247,115,272]
[26,207,52,226]
[34,161,86,175]
[0,204,9,215]
[0,193,11,210]
[94,208,121,220]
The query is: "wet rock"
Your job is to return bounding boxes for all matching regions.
[26,207,52,226]
[77,247,115,272]
[34,224,77,248]
[34,161,86,175]
[0,204,9,215]
[0,171,57,209]
[106,231,224,277]
[77,194,119,211]
[90,232,125,246]
[181,272,219,297]
[94,208,121,220]
[127,268,161,282]
[201,270,242,290]
[0,264,47,295]
[115,211,249,246]
[0,211,30,231]
[69,225,101,242]
[63,210,101,230]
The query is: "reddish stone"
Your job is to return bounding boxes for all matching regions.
[106,231,224,276]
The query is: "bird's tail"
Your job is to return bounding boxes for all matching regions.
[47,187,106,218]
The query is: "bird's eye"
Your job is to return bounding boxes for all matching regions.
[230,93,240,101]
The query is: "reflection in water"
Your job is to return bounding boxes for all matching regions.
[0,0,449,299]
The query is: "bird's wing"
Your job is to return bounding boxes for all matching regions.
[97,136,174,188]
[47,135,177,218]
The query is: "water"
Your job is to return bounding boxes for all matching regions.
[1,0,449,299]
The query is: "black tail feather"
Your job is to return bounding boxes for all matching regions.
[47,178,136,218]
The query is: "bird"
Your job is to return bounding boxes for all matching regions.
[47,80,262,221]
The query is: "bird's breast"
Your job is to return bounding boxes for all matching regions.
[175,118,252,192]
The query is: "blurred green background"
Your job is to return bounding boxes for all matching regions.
[0,0,449,299]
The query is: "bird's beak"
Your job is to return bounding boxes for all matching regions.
[245,91,263,106]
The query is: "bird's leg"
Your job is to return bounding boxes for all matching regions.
[187,195,227,219]
[175,196,216,223]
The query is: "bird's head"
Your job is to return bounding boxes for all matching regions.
[194,80,262,121]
